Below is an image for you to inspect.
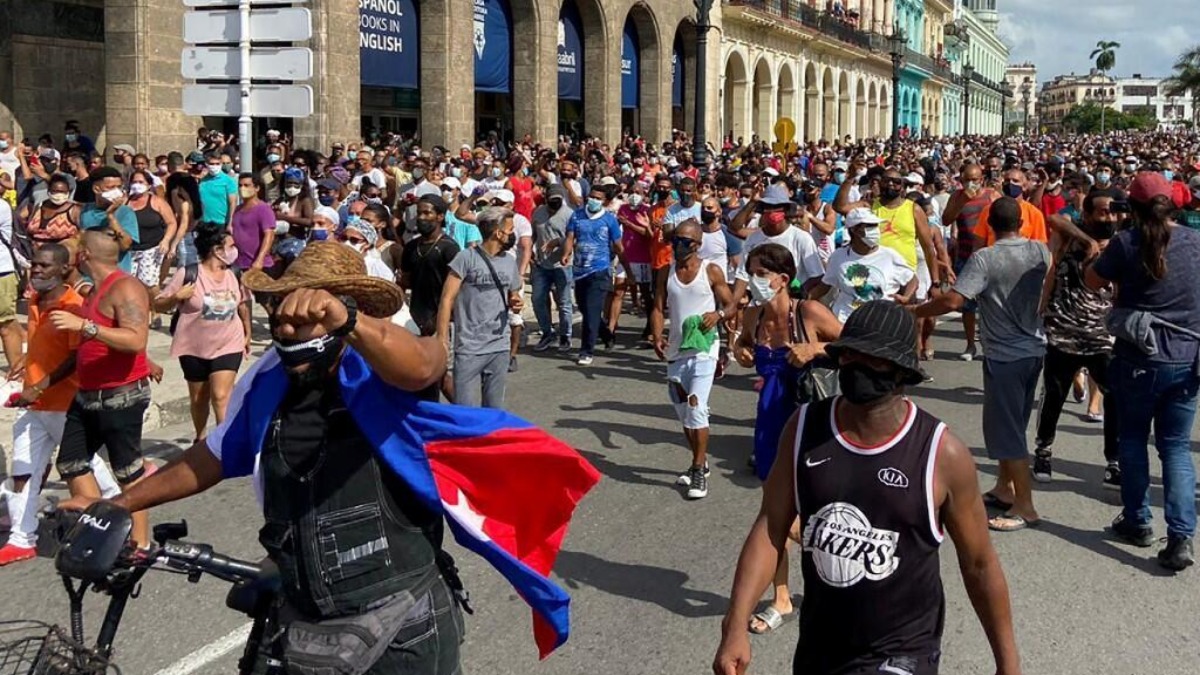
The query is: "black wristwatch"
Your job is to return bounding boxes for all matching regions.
[330,296,358,338]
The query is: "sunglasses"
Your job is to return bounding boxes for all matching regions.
[344,236,367,245]
[670,237,697,247]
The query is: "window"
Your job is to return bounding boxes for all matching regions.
[1123,84,1158,97]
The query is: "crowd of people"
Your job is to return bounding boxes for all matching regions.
[1,119,1200,674]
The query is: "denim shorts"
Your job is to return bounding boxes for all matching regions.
[667,354,718,430]
[56,387,150,483]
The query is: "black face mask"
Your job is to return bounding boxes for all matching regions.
[1002,183,1024,199]
[838,361,901,405]
[1084,219,1116,241]
[701,210,719,225]
[273,334,343,387]
[501,232,517,251]
[880,187,901,202]
[548,198,564,211]
[416,218,439,236]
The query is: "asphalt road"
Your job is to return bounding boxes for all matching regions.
[3,320,1200,674]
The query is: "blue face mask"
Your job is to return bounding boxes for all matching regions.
[1163,170,1175,181]
[266,153,281,164]
[318,195,335,207]
[832,171,846,185]
[586,198,603,214]
[347,151,358,160]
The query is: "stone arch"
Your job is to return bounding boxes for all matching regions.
[854,78,867,140]
[722,49,749,143]
[821,66,836,141]
[752,56,774,141]
[837,70,851,140]
[777,61,797,137]
[670,18,697,134]
[620,2,662,138]
[803,61,820,141]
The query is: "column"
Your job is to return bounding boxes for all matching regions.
[0,4,12,135]
[512,0,556,145]
[105,0,201,157]
[419,0,474,148]
[295,0,360,149]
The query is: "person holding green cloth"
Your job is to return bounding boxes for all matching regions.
[650,220,736,500]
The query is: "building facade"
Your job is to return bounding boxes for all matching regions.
[1005,62,1038,134]
[1038,70,1116,132]
[1114,75,1195,130]
[952,0,1008,136]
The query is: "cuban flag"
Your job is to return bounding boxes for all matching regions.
[207,348,601,658]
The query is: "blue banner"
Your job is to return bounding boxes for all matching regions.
[359,0,419,89]
[473,0,512,94]
[621,20,639,109]
[672,36,683,108]
[557,1,583,101]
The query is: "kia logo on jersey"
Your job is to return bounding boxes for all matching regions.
[878,467,909,489]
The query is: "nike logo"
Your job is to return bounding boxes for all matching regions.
[805,456,832,468]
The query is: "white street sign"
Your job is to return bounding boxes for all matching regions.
[183,0,306,5]
[183,8,312,44]
[183,84,313,117]
[181,47,312,80]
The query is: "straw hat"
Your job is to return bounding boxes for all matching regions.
[242,242,403,318]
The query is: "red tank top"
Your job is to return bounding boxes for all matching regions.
[77,271,151,391]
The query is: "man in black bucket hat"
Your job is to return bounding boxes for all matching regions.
[716,300,1021,675]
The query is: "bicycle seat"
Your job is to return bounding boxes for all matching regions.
[225,558,281,616]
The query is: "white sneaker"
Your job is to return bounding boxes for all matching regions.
[577,354,594,366]
[676,464,711,487]
[959,345,978,362]
[687,467,709,499]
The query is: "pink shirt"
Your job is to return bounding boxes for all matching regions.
[618,203,653,265]
[163,266,247,360]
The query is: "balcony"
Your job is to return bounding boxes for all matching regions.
[902,48,960,85]
[724,0,875,51]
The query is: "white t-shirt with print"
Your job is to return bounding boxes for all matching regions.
[822,245,915,323]
[736,226,825,284]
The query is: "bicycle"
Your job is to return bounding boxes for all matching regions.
[0,502,282,675]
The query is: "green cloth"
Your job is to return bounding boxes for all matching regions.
[1178,208,1200,231]
[679,314,718,353]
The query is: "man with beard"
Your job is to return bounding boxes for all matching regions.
[1033,188,1120,488]
[715,300,1020,675]
[437,207,523,409]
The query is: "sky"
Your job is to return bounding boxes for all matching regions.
[995,0,1199,85]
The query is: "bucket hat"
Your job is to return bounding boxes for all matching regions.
[826,300,925,385]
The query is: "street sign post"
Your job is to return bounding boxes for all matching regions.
[181,47,313,80]
[181,0,313,172]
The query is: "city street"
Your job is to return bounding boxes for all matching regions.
[1,319,1199,674]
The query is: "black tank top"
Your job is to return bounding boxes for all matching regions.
[793,396,947,675]
[132,198,167,250]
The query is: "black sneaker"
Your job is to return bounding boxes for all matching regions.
[1102,463,1121,491]
[686,466,709,499]
[534,334,556,352]
[676,463,711,487]
[1032,449,1053,483]
[600,326,616,350]
[1157,537,1195,571]
[1110,514,1155,548]
[557,338,572,352]
[508,356,519,373]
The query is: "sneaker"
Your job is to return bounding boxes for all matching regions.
[687,467,709,499]
[1032,449,1053,483]
[959,345,978,362]
[558,338,573,352]
[534,335,556,352]
[1110,514,1155,548]
[577,353,594,366]
[508,357,519,373]
[676,463,712,487]
[1086,412,1104,423]
[0,544,36,567]
[1102,463,1121,491]
[1157,536,1195,571]
[600,327,616,350]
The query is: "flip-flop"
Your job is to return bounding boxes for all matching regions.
[748,606,794,635]
[982,492,1013,511]
[988,514,1042,532]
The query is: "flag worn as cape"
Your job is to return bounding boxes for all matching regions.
[208,348,601,658]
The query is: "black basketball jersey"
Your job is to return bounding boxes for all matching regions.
[793,396,947,675]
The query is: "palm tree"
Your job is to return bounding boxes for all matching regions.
[1163,46,1200,128]
[1089,40,1120,133]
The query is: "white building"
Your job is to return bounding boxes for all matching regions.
[1005,63,1037,134]
[1114,75,1194,130]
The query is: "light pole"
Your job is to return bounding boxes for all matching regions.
[693,0,714,179]
[962,61,974,136]
[1021,80,1032,135]
[887,25,907,158]
[1000,82,1014,136]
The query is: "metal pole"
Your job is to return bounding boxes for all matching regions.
[962,81,969,136]
[693,2,711,179]
[890,67,900,157]
[238,0,253,175]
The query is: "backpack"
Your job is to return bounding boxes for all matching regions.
[168,263,199,335]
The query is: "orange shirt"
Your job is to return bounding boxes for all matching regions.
[650,201,673,270]
[982,199,1048,246]
[26,286,83,412]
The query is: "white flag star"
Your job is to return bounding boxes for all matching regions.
[443,489,489,542]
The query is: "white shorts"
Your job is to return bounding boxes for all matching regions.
[915,261,931,302]
[667,354,718,430]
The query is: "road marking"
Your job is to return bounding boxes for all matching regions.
[154,621,252,675]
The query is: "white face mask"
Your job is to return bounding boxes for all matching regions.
[748,275,777,304]
[860,226,881,248]
[47,192,70,206]
[128,182,150,196]
[207,164,222,176]
[343,240,366,255]
[284,186,302,197]
[628,193,643,207]
[100,188,124,203]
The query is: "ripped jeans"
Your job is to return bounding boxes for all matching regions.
[667,355,717,430]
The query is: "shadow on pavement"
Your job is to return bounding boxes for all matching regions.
[555,550,730,618]
[575,449,678,489]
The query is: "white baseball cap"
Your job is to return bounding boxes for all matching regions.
[904,172,925,185]
[441,176,462,190]
[490,188,515,204]
[846,207,885,228]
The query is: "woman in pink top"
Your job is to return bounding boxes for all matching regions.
[154,222,250,442]
[616,182,655,341]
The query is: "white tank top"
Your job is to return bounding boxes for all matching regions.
[667,260,719,361]
[698,229,729,282]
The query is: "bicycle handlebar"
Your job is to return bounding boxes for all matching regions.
[138,541,264,584]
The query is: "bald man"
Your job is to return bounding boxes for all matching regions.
[50,228,154,547]
[942,163,998,361]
